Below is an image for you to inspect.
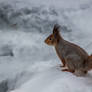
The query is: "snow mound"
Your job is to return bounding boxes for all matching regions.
[11,67,92,92]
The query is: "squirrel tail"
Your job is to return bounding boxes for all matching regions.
[85,55,92,71]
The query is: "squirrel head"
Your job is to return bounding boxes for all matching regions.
[44,24,61,46]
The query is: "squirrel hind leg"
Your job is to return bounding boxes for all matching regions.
[74,70,87,77]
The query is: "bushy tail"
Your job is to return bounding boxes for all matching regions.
[85,55,92,71]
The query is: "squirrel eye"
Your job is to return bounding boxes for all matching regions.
[49,38,52,40]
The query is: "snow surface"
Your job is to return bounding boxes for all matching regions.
[0,0,92,92]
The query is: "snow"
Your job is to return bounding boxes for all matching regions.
[10,69,92,92]
[0,0,92,92]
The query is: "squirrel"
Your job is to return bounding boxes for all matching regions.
[44,24,92,76]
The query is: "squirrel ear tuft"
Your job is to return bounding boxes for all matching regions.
[53,24,60,34]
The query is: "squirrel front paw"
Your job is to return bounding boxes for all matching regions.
[62,69,74,73]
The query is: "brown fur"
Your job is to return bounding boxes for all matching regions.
[44,24,92,76]
[84,55,92,71]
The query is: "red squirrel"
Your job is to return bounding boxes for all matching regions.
[44,24,92,76]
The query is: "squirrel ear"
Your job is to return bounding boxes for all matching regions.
[53,24,60,39]
[53,24,60,34]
